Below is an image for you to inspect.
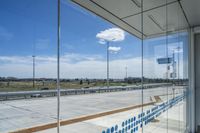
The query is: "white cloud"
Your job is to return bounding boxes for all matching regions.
[0,54,184,79]
[108,46,121,53]
[0,56,32,64]
[96,28,125,42]
[0,53,103,65]
[98,39,106,44]
[0,55,57,64]
[61,53,103,63]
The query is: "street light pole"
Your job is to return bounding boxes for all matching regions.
[32,55,35,89]
[125,66,127,79]
[107,41,110,89]
[172,50,175,99]
[177,46,180,80]
[172,46,181,98]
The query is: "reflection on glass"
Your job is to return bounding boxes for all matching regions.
[60,0,142,132]
[0,0,57,132]
[0,0,189,133]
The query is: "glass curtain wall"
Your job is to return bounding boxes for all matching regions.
[167,1,189,133]
[0,0,57,132]
[141,0,189,133]
[142,0,168,132]
[59,0,142,132]
[0,0,189,133]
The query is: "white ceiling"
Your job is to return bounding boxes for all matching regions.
[71,0,196,39]
[181,0,200,27]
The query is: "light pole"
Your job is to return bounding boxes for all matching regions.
[125,66,128,79]
[96,28,124,89]
[106,41,110,89]
[172,46,181,98]
[172,50,176,99]
[176,46,181,80]
[32,55,35,89]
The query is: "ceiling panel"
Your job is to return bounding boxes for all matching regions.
[167,2,189,31]
[72,0,142,38]
[144,2,188,37]
[181,0,200,27]
[124,4,166,36]
[71,0,190,39]
[143,3,167,36]
[124,2,188,37]
[123,14,141,33]
[143,11,166,36]
[91,0,141,19]
[143,0,176,11]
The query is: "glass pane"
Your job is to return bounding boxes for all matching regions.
[167,1,189,132]
[142,0,168,133]
[0,0,190,133]
[0,0,57,132]
[58,0,142,132]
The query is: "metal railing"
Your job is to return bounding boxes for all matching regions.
[0,83,171,101]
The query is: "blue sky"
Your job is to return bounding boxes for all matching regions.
[0,0,141,58]
[0,0,57,56]
[0,0,187,79]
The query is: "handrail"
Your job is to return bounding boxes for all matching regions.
[0,83,172,101]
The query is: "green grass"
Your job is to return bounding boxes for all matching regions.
[0,81,132,92]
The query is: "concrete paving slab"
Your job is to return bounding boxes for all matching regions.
[0,86,185,133]
[38,102,186,133]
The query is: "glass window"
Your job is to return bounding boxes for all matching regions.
[0,0,189,133]
[0,0,57,132]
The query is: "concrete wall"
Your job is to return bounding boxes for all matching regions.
[195,33,200,132]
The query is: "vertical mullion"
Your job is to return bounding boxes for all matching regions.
[141,0,144,133]
[166,0,168,132]
[57,0,61,132]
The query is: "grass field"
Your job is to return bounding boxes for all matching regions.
[0,81,132,92]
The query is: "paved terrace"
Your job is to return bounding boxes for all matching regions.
[38,101,186,133]
[0,86,185,133]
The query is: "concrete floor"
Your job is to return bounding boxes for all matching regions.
[0,86,185,133]
[38,99,186,133]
